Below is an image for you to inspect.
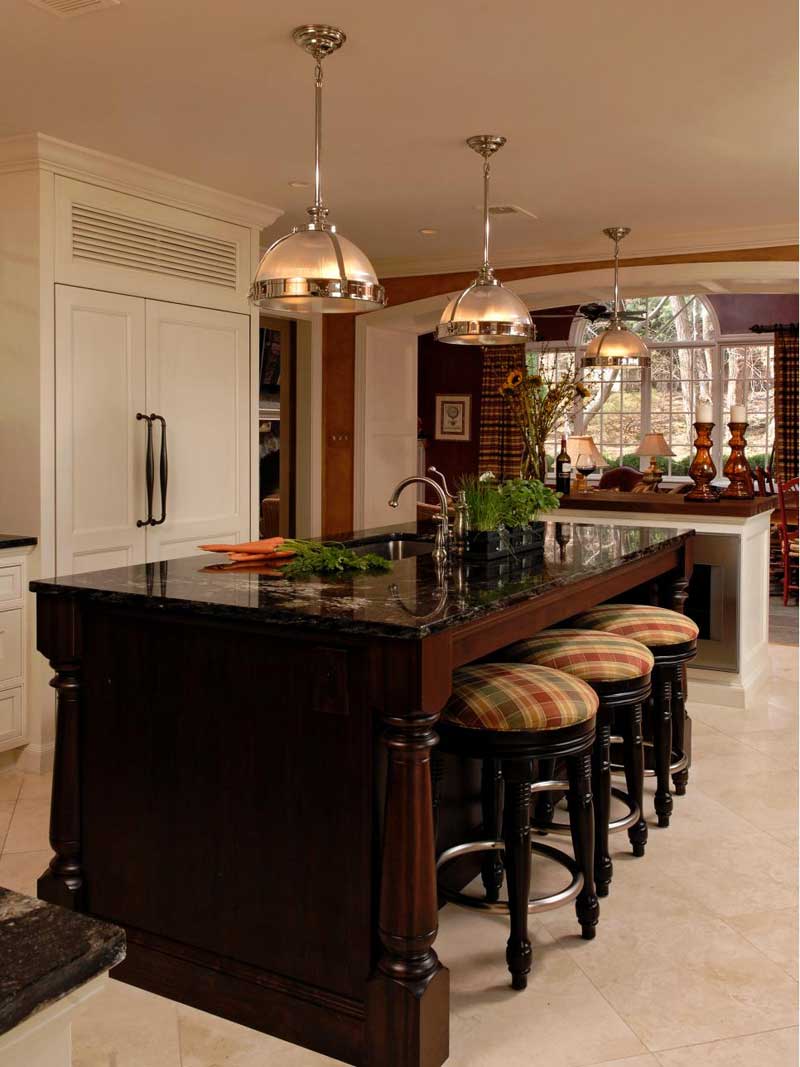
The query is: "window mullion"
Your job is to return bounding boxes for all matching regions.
[711,343,723,470]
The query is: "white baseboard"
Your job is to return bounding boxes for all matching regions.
[687,660,770,710]
[19,742,55,775]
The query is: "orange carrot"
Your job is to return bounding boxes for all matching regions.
[200,537,286,554]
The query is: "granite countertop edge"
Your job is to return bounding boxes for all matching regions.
[0,535,38,550]
[29,528,693,639]
[0,888,126,1038]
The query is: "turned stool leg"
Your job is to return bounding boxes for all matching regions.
[652,667,674,828]
[480,758,504,903]
[621,702,648,856]
[502,758,533,989]
[671,664,690,796]
[566,749,599,940]
[591,710,613,897]
[534,757,556,826]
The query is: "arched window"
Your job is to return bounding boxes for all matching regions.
[528,295,775,477]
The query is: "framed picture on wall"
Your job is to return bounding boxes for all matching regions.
[435,394,472,441]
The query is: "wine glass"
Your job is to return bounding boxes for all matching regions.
[575,452,596,493]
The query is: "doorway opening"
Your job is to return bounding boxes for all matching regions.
[259,315,297,537]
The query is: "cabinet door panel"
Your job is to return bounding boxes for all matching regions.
[55,286,147,576]
[145,302,251,561]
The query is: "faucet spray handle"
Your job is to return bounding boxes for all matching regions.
[427,466,452,500]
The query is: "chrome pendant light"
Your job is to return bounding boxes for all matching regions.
[251,26,386,314]
[437,136,533,345]
[582,227,649,367]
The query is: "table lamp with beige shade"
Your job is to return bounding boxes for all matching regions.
[566,435,607,492]
[635,432,675,490]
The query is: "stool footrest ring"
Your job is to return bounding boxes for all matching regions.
[530,787,639,836]
[436,839,583,915]
[609,738,687,777]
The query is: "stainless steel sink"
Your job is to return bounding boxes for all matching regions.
[350,539,434,561]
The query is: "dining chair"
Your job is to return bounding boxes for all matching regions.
[776,477,800,605]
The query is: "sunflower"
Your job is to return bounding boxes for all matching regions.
[575,382,592,399]
[504,368,525,390]
[530,374,543,387]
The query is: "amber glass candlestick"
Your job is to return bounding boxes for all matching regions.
[686,422,719,501]
[720,422,754,499]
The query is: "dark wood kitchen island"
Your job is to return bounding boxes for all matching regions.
[31,521,693,1067]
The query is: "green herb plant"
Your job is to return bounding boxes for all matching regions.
[456,474,506,532]
[279,540,391,579]
[499,478,561,527]
[456,474,561,532]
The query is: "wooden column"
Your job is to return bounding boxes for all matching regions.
[35,593,84,911]
[366,706,449,1067]
[366,639,450,1067]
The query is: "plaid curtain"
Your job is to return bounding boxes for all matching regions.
[774,325,799,483]
[478,345,525,479]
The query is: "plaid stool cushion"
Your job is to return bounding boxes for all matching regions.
[444,663,598,732]
[495,629,654,683]
[569,604,699,648]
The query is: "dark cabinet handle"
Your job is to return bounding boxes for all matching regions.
[136,414,154,527]
[150,414,168,526]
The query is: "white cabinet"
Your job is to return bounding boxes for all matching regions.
[0,134,281,765]
[145,301,250,560]
[56,286,250,575]
[55,288,148,576]
[0,552,28,752]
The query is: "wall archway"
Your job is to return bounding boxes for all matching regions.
[354,259,798,527]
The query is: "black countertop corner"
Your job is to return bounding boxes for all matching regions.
[0,535,37,550]
[30,521,692,638]
[0,887,125,1037]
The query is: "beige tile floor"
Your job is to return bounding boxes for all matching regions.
[0,643,797,1067]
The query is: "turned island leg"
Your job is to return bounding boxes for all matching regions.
[366,708,449,1067]
[36,594,84,911]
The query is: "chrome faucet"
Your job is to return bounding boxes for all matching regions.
[388,476,450,564]
[427,466,452,500]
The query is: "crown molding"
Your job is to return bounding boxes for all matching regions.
[0,132,282,231]
[373,223,799,279]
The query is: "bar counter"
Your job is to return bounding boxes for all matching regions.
[31,520,694,1067]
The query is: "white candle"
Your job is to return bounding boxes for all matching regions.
[695,397,713,423]
[731,404,746,423]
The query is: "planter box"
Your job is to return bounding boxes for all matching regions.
[464,527,512,561]
[463,522,546,564]
[509,521,546,554]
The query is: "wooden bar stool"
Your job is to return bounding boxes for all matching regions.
[433,663,600,991]
[494,630,653,897]
[568,605,699,828]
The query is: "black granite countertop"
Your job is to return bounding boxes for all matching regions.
[0,887,125,1036]
[0,535,37,550]
[30,521,691,639]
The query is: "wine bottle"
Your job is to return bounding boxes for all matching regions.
[556,436,572,495]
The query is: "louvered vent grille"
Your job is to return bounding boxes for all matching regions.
[71,204,239,289]
[26,0,120,17]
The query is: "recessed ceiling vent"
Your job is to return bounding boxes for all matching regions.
[25,0,120,18]
[71,203,239,289]
[488,204,539,221]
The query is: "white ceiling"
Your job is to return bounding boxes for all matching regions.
[2,0,797,275]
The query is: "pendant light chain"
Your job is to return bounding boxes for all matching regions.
[612,231,621,321]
